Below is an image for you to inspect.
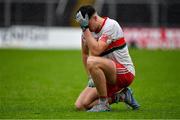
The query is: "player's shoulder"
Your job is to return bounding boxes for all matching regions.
[104,18,121,30]
[106,18,119,26]
[103,17,124,38]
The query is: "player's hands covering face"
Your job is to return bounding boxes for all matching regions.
[76,11,89,31]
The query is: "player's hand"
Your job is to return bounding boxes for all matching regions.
[76,11,89,31]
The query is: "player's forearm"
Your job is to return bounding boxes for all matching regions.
[82,53,90,76]
[83,29,100,56]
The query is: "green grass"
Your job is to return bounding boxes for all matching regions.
[0,49,180,119]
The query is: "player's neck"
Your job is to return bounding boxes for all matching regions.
[96,17,105,33]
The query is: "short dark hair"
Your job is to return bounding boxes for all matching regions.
[76,5,96,19]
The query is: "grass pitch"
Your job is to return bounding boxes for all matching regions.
[0,49,180,119]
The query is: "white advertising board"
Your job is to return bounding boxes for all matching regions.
[0,26,180,49]
[0,26,81,49]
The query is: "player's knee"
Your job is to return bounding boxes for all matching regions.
[82,99,91,109]
[74,101,85,110]
[87,56,99,71]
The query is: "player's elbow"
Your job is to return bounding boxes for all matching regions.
[90,45,105,56]
[90,51,101,56]
[90,48,102,56]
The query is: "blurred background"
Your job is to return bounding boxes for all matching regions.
[0,0,180,49]
[1,0,180,27]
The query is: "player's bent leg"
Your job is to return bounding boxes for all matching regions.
[87,56,116,85]
[87,56,107,98]
[111,61,140,110]
[86,56,116,112]
[75,87,98,110]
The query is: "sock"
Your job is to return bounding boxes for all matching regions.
[119,93,126,102]
[99,96,108,104]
